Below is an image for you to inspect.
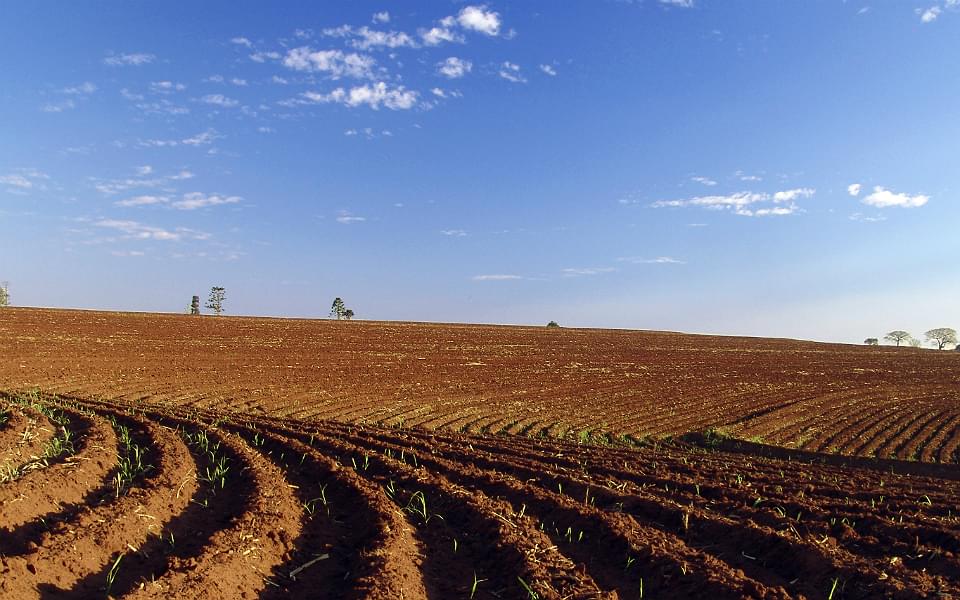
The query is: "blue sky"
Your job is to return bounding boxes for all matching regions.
[1,1,958,344]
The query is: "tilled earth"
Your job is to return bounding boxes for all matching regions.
[1,308,959,598]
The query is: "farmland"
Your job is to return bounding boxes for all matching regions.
[2,307,960,598]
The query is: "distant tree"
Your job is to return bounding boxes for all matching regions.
[0,281,8,307]
[925,328,957,350]
[864,338,878,346]
[546,321,560,328]
[343,308,355,320]
[907,336,922,348]
[206,287,226,316]
[330,297,347,320]
[190,295,201,316]
[884,331,911,347]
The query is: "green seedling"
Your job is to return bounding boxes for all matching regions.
[469,571,486,599]
[517,577,540,599]
[106,554,124,594]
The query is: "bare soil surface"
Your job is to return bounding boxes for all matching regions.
[1,308,958,460]
[2,308,959,598]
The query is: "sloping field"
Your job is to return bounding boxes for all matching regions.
[1,308,959,461]
[2,308,960,598]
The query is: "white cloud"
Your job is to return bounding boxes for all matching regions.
[299,82,418,110]
[231,37,253,47]
[336,210,366,224]
[150,81,186,93]
[539,64,557,76]
[63,82,97,95]
[652,188,813,217]
[691,176,717,186]
[323,25,417,50]
[562,267,617,277]
[0,169,50,194]
[659,0,695,7]
[847,183,862,197]
[41,99,76,113]
[111,250,145,257]
[472,274,523,281]
[136,165,154,176]
[861,186,929,208]
[171,192,241,210]
[94,219,208,241]
[182,129,220,146]
[169,170,194,180]
[458,5,501,36]
[282,47,376,79]
[420,24,463,46]
[372,11,390,24]
[437,57,472,78]
[103,53,155,66]
[250,51,281,63]
[258,126,276,133]
[441,229,467,237]
[201,94,239,108]
[920,6,941,22]
[114,195,168,207]
[618,256,686,265]
[772,187,815,202]
[271,75,289,85]
[499,62,527,83]
[231,78,248,86]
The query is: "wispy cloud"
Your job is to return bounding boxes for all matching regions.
[372,11,390,24]
[336,210,366,224]
[437,57,472,79]
[230,37,253,48]
[322,25,417,50]
[282,47,376,79]
[150,81,186,93]
[0,169,49,193]
[472,274,524,281]
[63,82,97,95]
[562,267,617,277]
[441,229,468,237]
[659,0,695,7]
[103,52,155,66]
[861,186,928,208]
[539,64,558,76]
[94,219,209,241]
[114,195,169,207]
[201,94,240,108]
[499,62,527,83]
[295,82,418,110]
[618,256,686,264]
[171,192,241,211]
[651,188,814,217]
[847,183,862,197]
[690,176,717,186]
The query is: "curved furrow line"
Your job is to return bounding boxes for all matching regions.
[0,406,117,531]
[225,422,429,599]
[874,409,942,461]
[341,424,960,595]
[125,418,302,600]
[918,414,960,463]
[2,416,197,598]
[843,411,914,457]
[319,424,780,599]
[279,424,605,599]
[805,403,891,454]
[0,406,57,477]
[937,423,960,464]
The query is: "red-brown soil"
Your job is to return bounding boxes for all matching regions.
[1,307,959,598]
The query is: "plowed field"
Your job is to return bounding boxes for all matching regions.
[2,308,960,598]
